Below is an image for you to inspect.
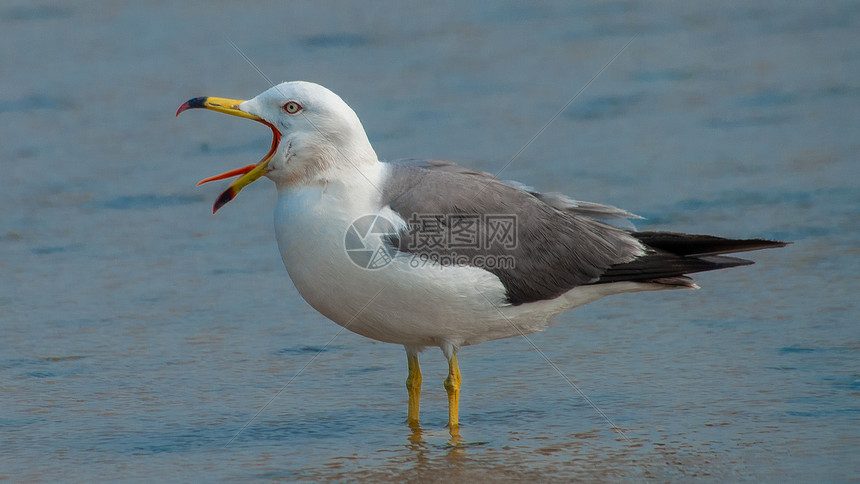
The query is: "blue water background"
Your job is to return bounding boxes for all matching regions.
[1,1,858,482]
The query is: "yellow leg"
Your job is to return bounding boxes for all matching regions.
[406,350,422,428]
[444,353,461,429]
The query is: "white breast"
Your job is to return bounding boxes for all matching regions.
[271,163,538,347]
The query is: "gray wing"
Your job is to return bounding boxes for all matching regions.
[381,159,645,305]
[393,159,641,223]
[381,159,789,305]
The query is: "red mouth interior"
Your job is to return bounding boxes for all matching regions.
[197,122,281,187]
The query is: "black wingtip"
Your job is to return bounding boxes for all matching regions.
[633,232,790,257]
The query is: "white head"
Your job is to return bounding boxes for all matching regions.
[177,81,378,212]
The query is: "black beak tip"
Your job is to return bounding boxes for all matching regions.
[212,188,234,214]
[176,97,208,117]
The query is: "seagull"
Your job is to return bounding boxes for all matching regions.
[176,81,786,432]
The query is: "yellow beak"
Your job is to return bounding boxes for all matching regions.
[176,96,281,213]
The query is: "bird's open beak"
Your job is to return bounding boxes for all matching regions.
[176,96,281,213]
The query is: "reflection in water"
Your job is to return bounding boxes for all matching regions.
[405,423,465,462]
[398,423,477,480]
[447,425,463,451]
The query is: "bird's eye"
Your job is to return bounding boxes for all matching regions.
[283,101,302,114]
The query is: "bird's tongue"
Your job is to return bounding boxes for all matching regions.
[198,125,281,213]
[197,165,257,186]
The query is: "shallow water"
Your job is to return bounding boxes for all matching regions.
[2,1,858,482]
